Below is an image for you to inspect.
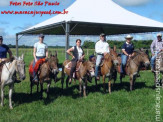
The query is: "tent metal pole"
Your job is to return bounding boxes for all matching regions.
[65,22,70,59]
[16,34,19,57]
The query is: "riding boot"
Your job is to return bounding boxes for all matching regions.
[32,75,38,83]
[13,72,21,83]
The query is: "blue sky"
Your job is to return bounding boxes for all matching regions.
[0,0,163,46]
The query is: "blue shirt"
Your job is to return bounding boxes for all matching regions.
[0,44,9,58]
[122,42,134,55]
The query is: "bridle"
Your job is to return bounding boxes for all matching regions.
[129,51,147,67]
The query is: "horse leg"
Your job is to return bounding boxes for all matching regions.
[66,76,69,89]
[47,82,51,99]
[79,79,82,96]
[162,73,163,88]
[95,77,97,87]
[37,82,39,93]
[83,79,87,97]
[9,84,14,109]
[130,75,133,91]
[108,79,111,94]
[120,73,123,84]
[40,82,43,99]
[1,84,4,107]
[103,75,106,92]
[30,80,33,95]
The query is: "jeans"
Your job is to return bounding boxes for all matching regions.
[33,56,45,80]
[121,54,128,74]
[70,59,78,79]
[151,51,159,70]
[95,54,103,77]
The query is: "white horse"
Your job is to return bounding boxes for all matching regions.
[1,54,25,109]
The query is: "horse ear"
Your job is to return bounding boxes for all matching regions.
[55,51,57,57]
[113,45,116,52]
[21,54,24,59]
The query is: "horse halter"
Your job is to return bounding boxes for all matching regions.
[16,59,25,79]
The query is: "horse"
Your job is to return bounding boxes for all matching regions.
[116,50,150,91]
[29,53,59,99]
[95,48,119,94]
[153,51,163,87]
[61,60,95,97]
[1,54,26,109]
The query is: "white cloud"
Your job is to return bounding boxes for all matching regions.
[113,0,152,6]
[0,28,7,36]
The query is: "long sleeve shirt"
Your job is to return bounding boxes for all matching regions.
[95,40,110,54]
[150,39,163,54]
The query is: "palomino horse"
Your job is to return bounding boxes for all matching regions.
[29,53,59,99]
[153,52,163,87]
[116,50,150,91]
[61,60,95,97]
[1,54,26,109]
[95,49,119,94]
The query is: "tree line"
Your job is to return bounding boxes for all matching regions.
[82,40,153,49]
[8,40,153,49]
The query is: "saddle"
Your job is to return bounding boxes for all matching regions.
[117,56,131,75]
[65,61,82,72]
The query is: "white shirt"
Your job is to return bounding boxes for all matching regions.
[72,46,83,59]
[95,40,110,54]
[34,42,48,57]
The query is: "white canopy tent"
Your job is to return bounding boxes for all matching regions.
[16,0,163,58]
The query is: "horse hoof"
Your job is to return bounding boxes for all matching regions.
[10,106,13,109]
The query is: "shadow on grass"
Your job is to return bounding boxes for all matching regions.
[11,79,153,107]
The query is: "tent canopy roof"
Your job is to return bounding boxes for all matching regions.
[17,0,163,35]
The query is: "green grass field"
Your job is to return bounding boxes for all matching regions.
[0,48,162,122]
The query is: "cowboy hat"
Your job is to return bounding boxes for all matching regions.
[125,35,133,39]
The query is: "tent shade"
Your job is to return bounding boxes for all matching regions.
[17,0,163,35]
[17,21,163,35]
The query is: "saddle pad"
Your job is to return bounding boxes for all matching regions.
[29,58,46,76]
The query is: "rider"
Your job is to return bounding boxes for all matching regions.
[95,33,110,80]
[66,39,85,84]
[150,33,163,72]
[121,35,135,76]
[0,36,20,83]
[33,34,48,82]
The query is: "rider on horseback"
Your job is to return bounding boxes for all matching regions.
[33,34,48,82]
[95,33,110,80]
[66,39,85,84]
[150,33,163,72]
[0,36,20,83]
[121,35,135,76]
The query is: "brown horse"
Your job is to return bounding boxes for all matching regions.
[61,60,95,97]
[95,48,119,94]
[29,53,59,99]
[153,52,163,87]
[116,50,150,91]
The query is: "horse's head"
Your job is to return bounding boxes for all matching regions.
[85,61,95,77]
[137,49,150,68]
[48,52,59,75]
[15,54,26,80]
[109,49,119,66]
